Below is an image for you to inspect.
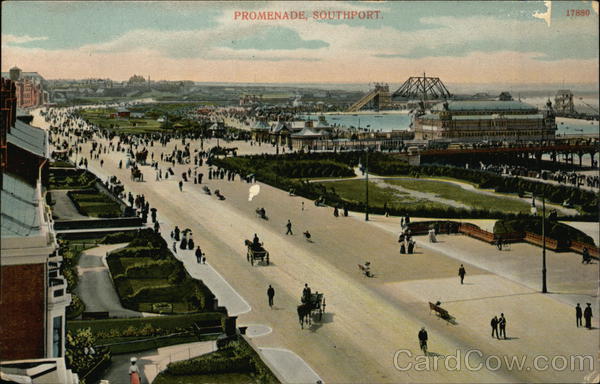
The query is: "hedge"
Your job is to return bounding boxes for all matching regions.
[494,219,595,245]
[67,313,225,335]
[104,230,216,312]
[125,259,177,279]
[167,355,253,375]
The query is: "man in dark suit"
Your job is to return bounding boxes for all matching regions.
[491,316,499,339]
[499,313,507,339]
[576,303,583,327]
[584,303,593,329]
[267,285,275,308]
[458,264,466,284]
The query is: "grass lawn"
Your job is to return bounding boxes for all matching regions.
[323,180,448,211]
[120,256,155,270]
[80,109,166,134]
[70,192,122,217]
[154,372,262,384]
[385,178,531,213]
[129,278,171,294]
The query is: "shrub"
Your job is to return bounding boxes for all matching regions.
[494,219,595,245]
[125,260,177,279]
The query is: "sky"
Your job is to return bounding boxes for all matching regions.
[1,1,599,85]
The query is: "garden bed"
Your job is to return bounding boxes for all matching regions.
[105,229,217,313]
[159,337,279,383]
[67,188,123,218]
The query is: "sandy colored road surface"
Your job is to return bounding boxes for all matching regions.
[38,109,598,383]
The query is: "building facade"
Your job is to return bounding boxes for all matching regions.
[413,100,556,143]
[0,78,76,383]
[2,67,48,108]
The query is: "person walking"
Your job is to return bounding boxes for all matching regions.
[458,264,466,284]
[286,220,293,235]
[267,285,275,308]
[418,327,428,355]
[582,248,591,264]
[584,303,593,329]
[576,303,583,327]
[129,357,141,384]
[179,180,183,192]
[301,201,304,211]
[195,246,203,264]
[499,313,507,339]
[491,316,500,339]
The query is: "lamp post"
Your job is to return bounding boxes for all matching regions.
[541,195,547,293]
[365,147,369,221]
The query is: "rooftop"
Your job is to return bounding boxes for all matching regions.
[1,173,40,238]
[432,100,538,113]
[7,120,48,158]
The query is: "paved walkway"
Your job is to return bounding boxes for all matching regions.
[102,341,215,384]
[76,243,142,318]
[260,347,323,384]
[51,190,89,220]
[367,215,599,314]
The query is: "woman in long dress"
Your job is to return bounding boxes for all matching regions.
[129,357,141,384]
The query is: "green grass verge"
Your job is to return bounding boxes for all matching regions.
[325,180,448,211]
[69,192,122,218]
[385,178,532,214]
[67,313,224,334]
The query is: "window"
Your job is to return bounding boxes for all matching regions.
[52,316,62,357]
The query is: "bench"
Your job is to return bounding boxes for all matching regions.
[428,302,451,321]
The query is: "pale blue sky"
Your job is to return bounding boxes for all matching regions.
[2,1,598,83]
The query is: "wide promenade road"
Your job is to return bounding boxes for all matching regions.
[55,131,597,383]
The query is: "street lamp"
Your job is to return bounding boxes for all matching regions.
[365,147,369,221]
[541,194,547,293]
[533,193,548,293]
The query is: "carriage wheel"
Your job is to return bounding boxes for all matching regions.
[247,251,250,262]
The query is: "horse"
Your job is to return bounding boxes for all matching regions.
[297,302,312,329]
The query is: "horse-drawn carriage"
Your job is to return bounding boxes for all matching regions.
[244,240,269,266]
[297,293,326,329]
[134,149,149,165]
[131,168,143,182]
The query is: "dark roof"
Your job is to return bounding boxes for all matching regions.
[7,120,48,157]
[432,100,538,112]
[1,173,40,238]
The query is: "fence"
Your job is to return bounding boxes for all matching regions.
[453,221,597,259]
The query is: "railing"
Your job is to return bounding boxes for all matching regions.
[459,223,496,243]
[569,240,599,259]
[523,232,561,250]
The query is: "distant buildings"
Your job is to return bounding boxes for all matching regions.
[555,89,575,114]
[0,78,77,383]
[1,66,49,108]
[413,100,557,143]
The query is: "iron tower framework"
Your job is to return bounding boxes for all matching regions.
[392,73,452,101]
